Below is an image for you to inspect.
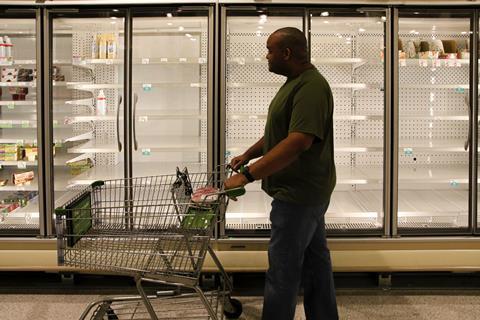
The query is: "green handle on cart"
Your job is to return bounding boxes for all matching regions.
[224,187,246,199]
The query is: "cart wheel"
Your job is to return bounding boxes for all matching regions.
[106,306,119,320]
[223,298,242,319]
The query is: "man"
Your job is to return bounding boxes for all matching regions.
[224,27,338,320]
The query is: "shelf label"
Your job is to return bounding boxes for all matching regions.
[17,161,27,169]
[179,58,187,63]
[53,120,58,128]
[7,103,14,109]
[106,59,113,65]
[456,61,462,67]
[72,56,81,64]
[399,59,406,67]
[16,140,24,146]
[141,148,151,156]
[403,147,413,156]
[198,58,207,64]
[434,60,442,67]
[455,87,465,93]
[449,180,459,187]
[33,139,37,147]
[139,116,148,122]
[160,58,168,63]
[0,121,13,128]
[142,58,150,65]
[142,83,152,92]
[21,120,29,128]
[447,59,456,67]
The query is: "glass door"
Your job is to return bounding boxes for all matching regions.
[221,7,304,236]
[131,6,211,176]
[0,9,40,235]
[397,10,471,234]
[51,9,126,206]
[310,8,386,235]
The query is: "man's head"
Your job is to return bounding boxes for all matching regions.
[266,27,309,76]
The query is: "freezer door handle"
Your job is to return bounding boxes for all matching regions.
[117,95,122,152]
[133,93,138,151]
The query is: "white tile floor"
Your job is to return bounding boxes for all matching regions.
[1,292,480,320]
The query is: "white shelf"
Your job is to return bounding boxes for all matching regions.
[0,82,35,88]
[67,162,208,187]
[399,58,469,67]
[229,57,367,66]
[135,136,207,152]
[227,82,377,90]
[135,109,206,120]
[65,115,116,124]
[0,154,72,168]
[0,100,36,107]
[72,58,207,66]
[228,113,385,121]
[68,140,118,153]
[0,59,71,66]
[400,84,469,90]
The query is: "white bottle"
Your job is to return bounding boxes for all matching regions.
[0,37,5,62]
[96,90,107,116]
[4,36,12,62]
[98,34,107,59]
[91,35,98,59]
[107,34,117,59]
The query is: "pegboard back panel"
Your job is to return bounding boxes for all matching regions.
[400,89,468,115]
[400,119,468,140]
[311,35,352,58]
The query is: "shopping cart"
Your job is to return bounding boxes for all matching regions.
[55,166,245,320]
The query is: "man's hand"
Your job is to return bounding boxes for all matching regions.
[224,173,249,191]
[230,154,249,171]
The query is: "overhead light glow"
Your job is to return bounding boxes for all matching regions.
[358,28,366,32]
[321,11,329,17]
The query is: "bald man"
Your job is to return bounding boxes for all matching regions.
[224,27,338,320]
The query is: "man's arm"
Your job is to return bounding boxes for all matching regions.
[224,132,314,189]
[230,137,264,170]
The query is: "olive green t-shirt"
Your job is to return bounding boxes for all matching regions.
[261,68,336,205]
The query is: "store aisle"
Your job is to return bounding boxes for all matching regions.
[0,291,479,320]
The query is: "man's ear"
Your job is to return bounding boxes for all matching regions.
[283,47,292,60]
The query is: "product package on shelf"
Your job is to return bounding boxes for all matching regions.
[12,171,34,185]
[0,144,22,161]
[67,158,93,176]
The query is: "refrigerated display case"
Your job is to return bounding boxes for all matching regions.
[49,6,213,204]
[221,7,305,235]
[397,10,472,234]
[221,7,387,236]
[49,9,127,220]
[0,10,41,235]
[130,7,212,176]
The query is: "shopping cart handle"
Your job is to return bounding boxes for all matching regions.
[224,187,246,200]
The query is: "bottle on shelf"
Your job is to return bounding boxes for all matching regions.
[91,35,98,59]
[4,36,12,62]
[96,89,107,116]
[98,34,107,59]
[107,34,117,59]
[0,37,5,63]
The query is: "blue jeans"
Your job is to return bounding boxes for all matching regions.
[262,199,338,320]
